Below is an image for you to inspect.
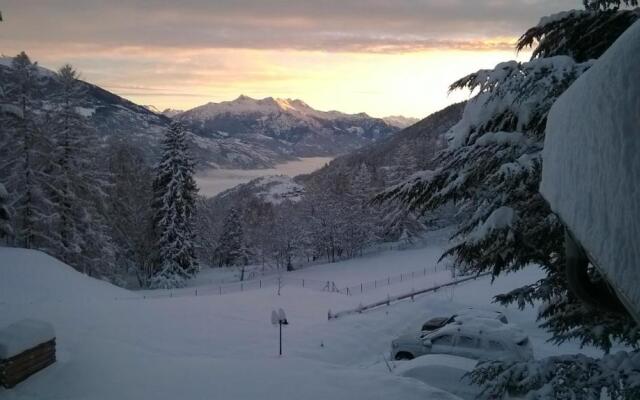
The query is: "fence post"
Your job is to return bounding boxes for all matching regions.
[361,283,363,293]
[347,287,350,296]
[195,289,198,296]
[388,277,390,286]
[219,286,222,295]
[401,274,403,282]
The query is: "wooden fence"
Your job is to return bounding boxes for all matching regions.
[328,273,491,320]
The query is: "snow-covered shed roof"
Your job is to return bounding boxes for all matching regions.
[0,319,55,359]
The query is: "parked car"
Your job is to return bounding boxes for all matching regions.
[394,354,481,400]
[392,319,532,361]
[420,308,508,332]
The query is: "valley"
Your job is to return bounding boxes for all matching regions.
[196,157,333,197]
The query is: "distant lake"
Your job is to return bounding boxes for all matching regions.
[196,157,333,197]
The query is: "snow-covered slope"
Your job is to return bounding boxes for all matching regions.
[0,248,129,306]
[0,56,171,160]
[305,102,465,187]
[541,21,640,319]
[0,59,398,170]
[176,95,400,167]
[0,236,615,400]
[215,175,304,206]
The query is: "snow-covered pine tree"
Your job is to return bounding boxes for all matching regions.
[343,162,380,257]
[517,5,639,63]
[585,0,638,10]
[380,4,640,398]
[47,64,115,276]
[215,208,249,275]
[0,182,12,242]
[106,140,156,285]
[469,352,640,399]
[269,205,303,271]
[151,121,199,289]
[0,52,53,250]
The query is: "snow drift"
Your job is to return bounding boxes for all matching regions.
[0,247,129,305]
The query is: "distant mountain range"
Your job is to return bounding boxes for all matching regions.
[382,115,420,129]
[0,56,418,169]
[170,95,401,168]
[210,102,465,206]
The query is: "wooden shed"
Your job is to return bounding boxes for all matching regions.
[0,319,56,388]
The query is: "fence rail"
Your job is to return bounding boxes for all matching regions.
[335,264,452,296]
[328,273,491,320]
[116,263,455,301]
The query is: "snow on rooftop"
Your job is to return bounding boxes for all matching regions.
[541,21,640,318]
[0,319,55,359]
[429,320,528,344]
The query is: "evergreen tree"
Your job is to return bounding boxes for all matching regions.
[151,121,199,288]
[0,52,53,250]
[585,0,638,10]
[107,140,156,286]
[48,64,115,276]
[215,208,249,273]
[0,182,12,242]
[380,5,640,398]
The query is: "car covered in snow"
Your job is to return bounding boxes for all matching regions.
[420,308,508,332]
[394,354,481,400]
[392,319,532,361]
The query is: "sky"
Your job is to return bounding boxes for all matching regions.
[0,1,582,118]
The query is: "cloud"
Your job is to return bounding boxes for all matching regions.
[0,1,559,118]
[2,0,577,53]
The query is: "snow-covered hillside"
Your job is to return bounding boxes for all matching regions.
[0,56,170,163]
[0,238,615,400]
[0,58,401,170]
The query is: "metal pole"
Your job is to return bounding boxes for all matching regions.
[279,322,282,356]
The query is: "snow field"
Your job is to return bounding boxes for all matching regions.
[0,238,618,399]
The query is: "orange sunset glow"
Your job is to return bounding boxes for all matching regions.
[0,1,576,118]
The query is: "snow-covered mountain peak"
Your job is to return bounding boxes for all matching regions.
[185,95,324,119]
[162,108,184,118]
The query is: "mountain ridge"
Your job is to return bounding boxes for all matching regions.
[0,56,407,169]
